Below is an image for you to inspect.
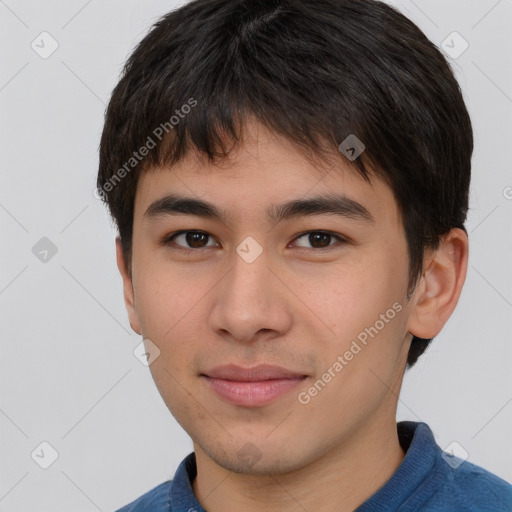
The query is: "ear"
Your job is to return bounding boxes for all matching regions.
[115,237,142,335]
[407,228,468,339]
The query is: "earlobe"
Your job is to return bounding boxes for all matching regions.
[115,237,142,335]
[407,228,468,340]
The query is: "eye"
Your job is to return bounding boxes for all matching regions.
[160,230,348,252]
[161,230,219,250]
[291,231,347,250]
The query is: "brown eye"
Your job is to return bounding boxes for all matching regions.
[164,231,218,250]
[293,231,346,249]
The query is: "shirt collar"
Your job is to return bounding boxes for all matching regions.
[169,451,206,512]
[355,421,448,511]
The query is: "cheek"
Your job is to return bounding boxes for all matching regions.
[147,357,197,430]
[307,256,399,341]
[133,252,209,339]
[310,247,409,375]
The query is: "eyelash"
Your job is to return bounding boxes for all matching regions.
[160,230,348,253]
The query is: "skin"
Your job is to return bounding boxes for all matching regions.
[116,120,468,512]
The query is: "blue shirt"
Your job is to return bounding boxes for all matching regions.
[116,421,512,511]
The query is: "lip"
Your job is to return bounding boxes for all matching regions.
[203,364,307,381]
[201,364,308,407]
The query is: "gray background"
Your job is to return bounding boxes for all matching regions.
[0,0,511,510]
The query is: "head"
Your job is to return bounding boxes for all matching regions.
[97,0,472,474]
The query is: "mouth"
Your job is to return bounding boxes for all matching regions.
[200,364,309,407]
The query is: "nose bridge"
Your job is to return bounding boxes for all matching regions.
[225,243,271,313]
[209,241,291,341]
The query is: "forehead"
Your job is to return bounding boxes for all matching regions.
[134,121,400,230]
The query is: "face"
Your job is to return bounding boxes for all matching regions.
[120,121,417,475]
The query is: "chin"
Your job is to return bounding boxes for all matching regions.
[200,437,317,476]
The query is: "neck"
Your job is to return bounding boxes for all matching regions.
[191,415,405,512]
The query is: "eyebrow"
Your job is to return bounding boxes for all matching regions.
[143,193,375,225]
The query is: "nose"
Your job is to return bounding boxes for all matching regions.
[208,245,293,343]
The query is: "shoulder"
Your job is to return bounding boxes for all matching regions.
[392,422,512,512]
[115,480,172,512]
[426,457,512,512]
